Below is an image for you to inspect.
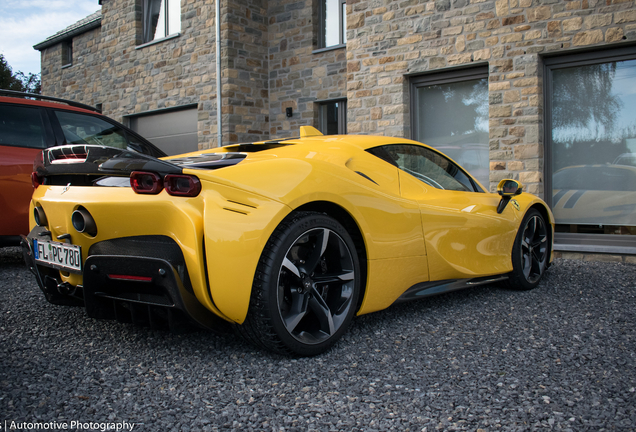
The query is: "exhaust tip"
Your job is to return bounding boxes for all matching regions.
[34,206,48,227]
[72,207,97,237]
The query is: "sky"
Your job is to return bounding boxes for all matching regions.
[0,0,101,76]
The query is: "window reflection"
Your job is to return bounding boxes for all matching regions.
[551,59,636,229]
[142,0,181,43]
[368,144,476,192]
[321,0,346,48]
[414,77,489,187]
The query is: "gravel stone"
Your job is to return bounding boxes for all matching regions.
[1,246,635,430]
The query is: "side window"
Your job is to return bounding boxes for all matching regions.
[54,111,129,150]
[0,104,47,149]
[368,144,477,192]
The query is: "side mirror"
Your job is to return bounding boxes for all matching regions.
[496,179,523,213]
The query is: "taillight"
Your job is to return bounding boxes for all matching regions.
[31,172,43,189]
[129,172,201,197]
[130,171,163,194]
[108,274,153,282]
[164,174,201,197]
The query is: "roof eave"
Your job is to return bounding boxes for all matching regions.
[33,18,102,51]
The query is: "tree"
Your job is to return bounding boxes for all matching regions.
[0,54,41,94]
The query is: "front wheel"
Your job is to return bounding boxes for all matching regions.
[237,212,361,356]
[504,208,550,291]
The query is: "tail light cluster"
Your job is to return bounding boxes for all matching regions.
[31,152,44,189]
[130,171,202,197]
[31,172,43,189]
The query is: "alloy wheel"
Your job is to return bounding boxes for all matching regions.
[276,227,356,345]
[520,214,548,284]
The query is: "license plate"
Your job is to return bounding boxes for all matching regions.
[33,239,82,273]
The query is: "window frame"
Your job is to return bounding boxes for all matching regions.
[318,99,347,135]
[140,0,182,46]
[410,66,489,143]
[318,0,347,50]
[543,45,636,253]
[61,39,73,68]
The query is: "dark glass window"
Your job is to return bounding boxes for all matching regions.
[0,105,46,149]
[411,68,489,188]
[319,100,346,135]
[546,47,636,237]
[319,0,346,48]
[62,40,73,66]
[142,0,181,44]
[368,144,478,192]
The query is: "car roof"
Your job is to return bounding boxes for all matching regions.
[251,133,424,151]
[0,95,99,115]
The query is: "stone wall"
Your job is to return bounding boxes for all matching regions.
[222,0,270,143]
[99,0,220,148]
[267,0,347,138]
[345,0,636,194]
[39,0,636,176]
[40,26,102,107]
[41,0,221,149]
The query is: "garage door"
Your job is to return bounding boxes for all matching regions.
[129,107,198,156]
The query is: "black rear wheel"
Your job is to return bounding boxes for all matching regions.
[237,211,361,356]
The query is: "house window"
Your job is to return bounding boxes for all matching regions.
[142,0,181,43]
[545,47,636,245]
[410,67,489,188]
[319,0,346,49]
[62,40,72,67]
[319,100,346,135]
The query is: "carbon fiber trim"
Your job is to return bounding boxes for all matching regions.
[88,236,193,294]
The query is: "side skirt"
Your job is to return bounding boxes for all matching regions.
[396,274,509,303]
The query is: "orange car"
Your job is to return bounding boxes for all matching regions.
[0,90,165,246]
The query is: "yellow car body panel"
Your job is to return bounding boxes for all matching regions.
[357,255,429,315]
[25,132,554,334]
[30,183,229,318]
[187,149,426,322]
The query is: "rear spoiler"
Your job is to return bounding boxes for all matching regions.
[34,145,182,178]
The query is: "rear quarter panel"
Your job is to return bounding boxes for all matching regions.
[193,148,430,321]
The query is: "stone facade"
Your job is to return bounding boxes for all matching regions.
[40,25,103,106]
[268,1,347,136]
[38,0,636,195]
[345,0,636,195]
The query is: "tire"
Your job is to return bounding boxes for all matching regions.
[237,211,361,356]
[503,208,550,291]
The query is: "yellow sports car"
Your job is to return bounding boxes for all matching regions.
[22,127,554,356]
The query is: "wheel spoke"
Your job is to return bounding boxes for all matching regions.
[282,257,301,278]
[308,287,335,336]
[521,238,530,251]
[312,270,355,284]
[302,228,330,274]
[282,288,310,334]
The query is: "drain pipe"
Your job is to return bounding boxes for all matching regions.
[215,0,223,147]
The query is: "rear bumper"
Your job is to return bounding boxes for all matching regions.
[22,231,229,332]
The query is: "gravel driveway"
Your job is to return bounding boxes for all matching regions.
[1,246,635,431]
